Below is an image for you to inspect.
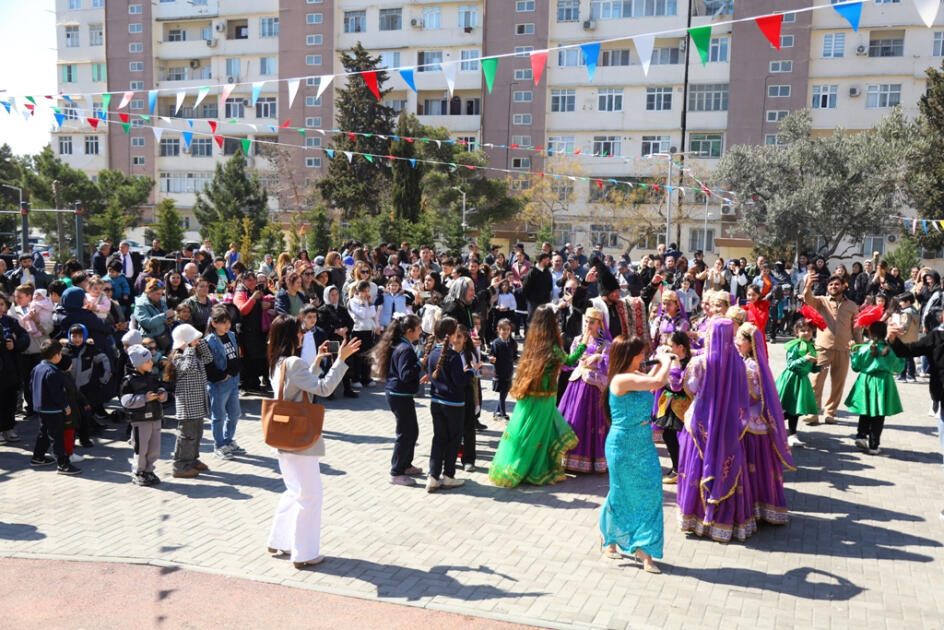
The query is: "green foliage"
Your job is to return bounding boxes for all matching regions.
[90,204,132,248]
[153,199,185,252]
[305,206,333,256]
[476,219,494,253]
[193,151,269,253]
[257,222,285,259]
[534,223,554,246]
[286,213,303,257]
[441,213,468,256]
[907,61,944,251]
[884,237,921,272]
[238,217,255,269]
[391,113,423,223]
[0,144,21,239]
[404,209,435,249]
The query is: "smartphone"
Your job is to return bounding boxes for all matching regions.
[327,340,340,354]
[420,291,431,299]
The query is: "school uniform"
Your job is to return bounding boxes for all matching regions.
[427,344,473,480]
[385,338,421,477]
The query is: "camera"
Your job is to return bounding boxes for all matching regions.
[326,340,340,354]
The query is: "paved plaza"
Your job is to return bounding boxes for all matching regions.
[1,349,943,630]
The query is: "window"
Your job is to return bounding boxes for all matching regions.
[418,50,443,72]
[159,172,213,194]
[861,235,885,256]
[770,60,793,73]
[222,138,240,155]
[68,0,80,8]
[551,89,575,112]
[689,228,715,252]
[305,117,322,127]
[512,157,531,169]
[690,133,723,158]
[651,46,681,65]
[516,23,535,35]
[766,110,788,122]
[547,135,575,155]
[646,87,672,111]
[557,0,580,21]
[89,24,103,46]
[641,135,671,155]
[91,0,103,6]
[91,63,107,82]
[514,68,533,81]
[344,10,366,33]
[130,61,144,72]
[306,13,323,24]
[935,32,944,57]
[259,57,276,75]
[307,0,324,3]
[305,96,323,107]
[458,5,478,28]
[65,25,79,48]
[131,137,146,147]
[201,27,212,40]
[422,98,447,115]
[515,46,534,57]
[305,136,322,148]
[128,4,142,14]
[767,85,791,98]
[600,49,631,66]
[517,1,535,11]
[558,48,582,67]
[305,55,323,66]
[129,23,143,34]
[866,83,901,108]
[260,17,279,37]
[61,64,78,83]
[764,134,785,146]
[378,51,400,68]
[191,138,213,157]
[305,157,322,168]
[513,113,533,125]
[224,98,245,118]
[590,224,619,247]
[708,37,729,62]
[131,119,145,128]
[256,97,277,118]
[688,84,728,111]
[59,136,73,155]
[513,90,533,103]
[423,7,441,29]
[84,136,99,155]
[132,156,146,166]
[511,134,532,146]
[591,1,631,19]
[869,32,904,57]
[810,85,836,110]
[63,106,79,120]
[460,49,480,71]
[129,42,143,53]
[131,99,144,110]
[379,8,401,31]
[598,88,623,112]
[225,58,240,78]
[823,33,845,58]
[592,135,622,157]
[306,34,323,46]
[631,0,677,16]
[165,66,186,80]
[780,11,796,23]
[130,80,144,90]
[160,138,180,156]
[780,35,795,48]
[554,223,574,243]
[167,28,187,42]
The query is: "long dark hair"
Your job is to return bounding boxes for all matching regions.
[267,314,301,369]
[510,305,562,399]
[601,335,647,421]
[206,303,231,336]
[422,316,458,380]
[373,314,421,379]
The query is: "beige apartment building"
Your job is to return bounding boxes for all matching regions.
[50,0,944,259]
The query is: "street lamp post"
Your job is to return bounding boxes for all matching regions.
[0,183,27,252]
[452,186,468,231]
[649,151,696,247]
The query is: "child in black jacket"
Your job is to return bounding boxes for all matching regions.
[120,344,168,487]
[489,318,518,420]
[30,340,79,473]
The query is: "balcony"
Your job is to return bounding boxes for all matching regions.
[416,114,480,133]
[155,38,217,60]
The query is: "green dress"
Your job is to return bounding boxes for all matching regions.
[844,342,905,417]
[488,343,586,488]
[775,338,822,416]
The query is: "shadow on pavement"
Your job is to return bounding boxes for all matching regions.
[669,566,864,601]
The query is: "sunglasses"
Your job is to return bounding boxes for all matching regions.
[303,271,315,276]
[103,288,113,293]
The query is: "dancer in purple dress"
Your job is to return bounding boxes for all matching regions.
[560,307,610,473]
[734,322,795,525]
[650,290,690,351]
[677,318,757,543]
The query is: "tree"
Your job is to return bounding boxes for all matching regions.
[193,151,269,253]
[391,113,423,223]
[238,217,256,269]
[153,199,185,252]
[884,237,921,273]
[0,144,21,239]
[906,61,944,251]
[318,43,396,217]
[257,222,285,259]
[714,109,918,260]
[305,206,333,256]
[476,219,494,253]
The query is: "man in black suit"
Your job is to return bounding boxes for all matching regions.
[522,252,553,322]
[91,241,110,277]
[110,240,143,295]
[146,239,169,274]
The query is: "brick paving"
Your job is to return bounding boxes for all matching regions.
[1,348,943,629]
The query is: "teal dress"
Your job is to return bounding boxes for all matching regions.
[599,389,663,559]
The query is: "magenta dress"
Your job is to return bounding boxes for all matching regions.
[559,335,610,473]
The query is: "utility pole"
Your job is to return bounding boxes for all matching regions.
[0,183,26,251]
[73,201,84,264]
[677,0,695,246]
[52,179,66,260]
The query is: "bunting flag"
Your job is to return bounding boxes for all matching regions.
[442,61,458,96]
[241,138,251,154]
[101,93,111,120]
[62,94,76,105]
[363,154,374,163]
[87,117,99,129]
[194,86,210,109]
[914,0,940,28]
[251,81,265,107]
[182,131,193,149]
[152,126,163,141]
[187,119,193,128]
[688,25,712,66]
[343,151,353,163]
[118,91,134,109]
[174,90,186,115]
[297,127,306,137]
[317,74,334,100]
[208,120,217,133]
[634,35,655,77]
[923,220,929,234]
[362,71,381,100]
[53,112,66,127]
[912,218,918,234]
[221,83,236,107]
[119,112,130,133]
[755,14,783,50]
[529,50,548,86]
[833,1,863,32]
[159,116,172,124]
[0,101,10,114]
[325,149,334,159]
[581,43,601,82]
[481,58,498,94]
[287,78,300,108]
[148,89,158,114]
[280,118,291,128]
[409,158,416,168]
[398,68,416,93]
[24,96,35,105]
[213,135,224,149]
[140,114,150,121]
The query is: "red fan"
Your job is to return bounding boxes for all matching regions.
[799,303,827,331]
[855,305,885,329]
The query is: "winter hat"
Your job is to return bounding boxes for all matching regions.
[343,256,355,266]
[122,330,143,347]
[127,344,152,369]
[314,255,326,266]
[172,323,202,350]
[593,260,620,295]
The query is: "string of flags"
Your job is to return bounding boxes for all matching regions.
[890,215,944,235]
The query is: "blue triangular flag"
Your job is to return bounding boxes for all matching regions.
[325,149,334,159]
[54,112,66,127]
[924,220,929,234]
[182,131,193,148]
[62,94,76,105]
[268,125,276,132]
[581,43,601,82]
[398,68,416,93]
[409,158,416,168]
[833,1,862,32]
[251,81,264,107]
[391,135,399,141]
[148,89,158,114]
[0,101,10,114]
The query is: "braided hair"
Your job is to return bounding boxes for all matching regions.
[373,313,421,379]
[421,316,458,380]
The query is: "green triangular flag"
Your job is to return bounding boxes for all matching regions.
[52,106,61,113]
[25,96,36,105]
[688,25,712,66]
[229,118,238,124]
[364,133,373,138]
[363,154,373,163]
[241,138,251,154]
[297,127,306,137]
[481,57,498,94]
[121,122,130,133]
[140,114,150,121]
[102,92,112,111]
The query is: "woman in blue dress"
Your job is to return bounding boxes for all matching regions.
[599,335,674,574]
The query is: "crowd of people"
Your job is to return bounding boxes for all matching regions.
[1,234,942,572]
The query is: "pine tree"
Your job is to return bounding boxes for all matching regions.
[305,206,333,256]
[153,198,185,252]
[908,61,944,250]
[318,43,396,218]
[391,113,422,223]
[193,151,269,253]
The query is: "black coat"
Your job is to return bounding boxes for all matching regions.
[442,298,474,330]
[108,251,143,290]
[891,330,944,403]
[522,266,552,306]
[91,251,109,277]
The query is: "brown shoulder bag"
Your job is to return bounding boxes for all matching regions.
[260,360,326,451]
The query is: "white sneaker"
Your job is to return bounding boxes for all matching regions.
[69,453,84,463]
[441,476,465,488]
[787,434,803,448]
[928,406,939,418]
[463,463,475,472]
[854,438,869,450]
[425,475,441,493]
[868,447,881,455]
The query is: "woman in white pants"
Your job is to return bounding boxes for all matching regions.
[266,314,360,569]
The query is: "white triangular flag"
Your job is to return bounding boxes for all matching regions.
[287,78,300,108]
[316,129,325,135]
[175,90,186,114]
[634,34,655,77]
[152,126,164,141]
[22,107,31,121]
[118,90,134,109]
[435,140,441,148]
[317,75,334,100]
[441,61,458,97]
[193,86,210,109]
[221,83,236,107]
[914,0,940,27]
[248,124,259,131]
[159,116,172,124]
[343,151,353,163]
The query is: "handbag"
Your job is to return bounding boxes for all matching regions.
[260,360,325,451]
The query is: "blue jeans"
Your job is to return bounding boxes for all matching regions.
[208,377,241,449]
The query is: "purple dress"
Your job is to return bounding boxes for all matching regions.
[560,335,610,473]
[650,313,690,351]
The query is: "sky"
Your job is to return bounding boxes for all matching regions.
[0,0,57,157]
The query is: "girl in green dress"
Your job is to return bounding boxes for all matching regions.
[845,321,904,455]
[775,320,822,448]
[488,305,589,488]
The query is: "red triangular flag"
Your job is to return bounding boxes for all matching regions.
[573,148,581,155]
[347,132,356,142]
[755,14,783,50]
[119,112,129,123]
[87,117,99,129]
[280,119,291,128]
[509,143,519,149]
[362,71,381,101]
[596,179,604,190]
[213,135,224,149]
[208,120,217,133]
[529,50,548,86]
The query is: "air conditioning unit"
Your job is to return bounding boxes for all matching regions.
[887,233,898,243]
[189,59,201,69]
[227,76,236,83]
[849,86,861,97]
[205,38,216,48]
[410,18,420,27]
[464,26,473,33]
[856,44,867,55]
[582,20,596,30]
[721,205,736,216]
[215,22,225,32]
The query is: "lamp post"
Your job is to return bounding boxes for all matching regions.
[649,151,696,247]
[0,183,26,252]
[452,186,468,231]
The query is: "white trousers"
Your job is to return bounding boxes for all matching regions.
[267,452,323,563]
